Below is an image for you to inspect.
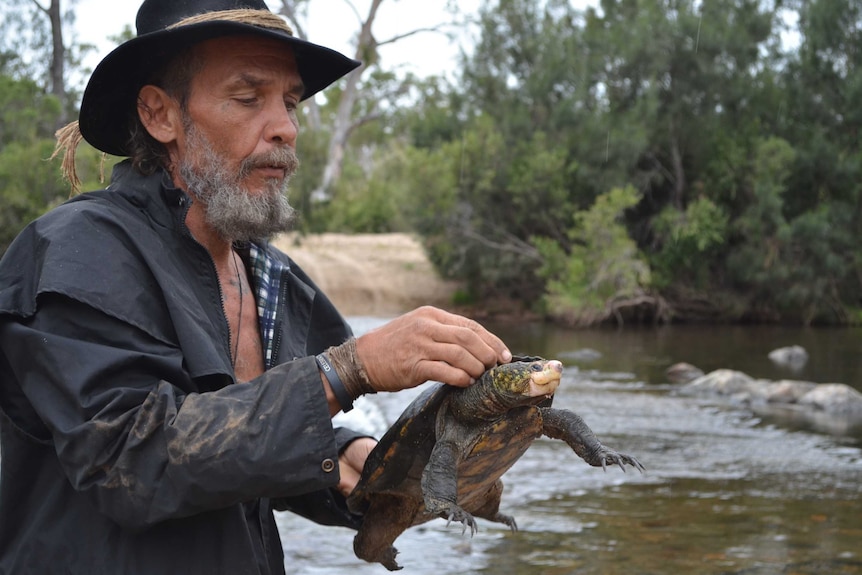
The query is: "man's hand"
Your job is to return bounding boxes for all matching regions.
[337,437,377,497]
[355,306,512,393]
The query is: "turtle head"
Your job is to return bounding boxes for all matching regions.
[489,358,563,400]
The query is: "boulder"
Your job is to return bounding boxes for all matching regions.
[798,384,862,417]
[682,369,760,399]
[768,345,809,369]
[680,369,862,435]
[665,362,705,384]
[760,380,818,404]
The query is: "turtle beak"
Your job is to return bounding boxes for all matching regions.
[528,360,563,398]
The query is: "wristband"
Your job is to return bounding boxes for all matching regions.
[326,338,376,397]
[316,352,353,413]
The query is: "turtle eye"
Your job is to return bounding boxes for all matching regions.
[530,363,543,372]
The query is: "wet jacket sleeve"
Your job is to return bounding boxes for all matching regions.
[0,293,342,531]
[272,426,369,529]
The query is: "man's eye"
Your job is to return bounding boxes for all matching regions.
[236,98,258,105]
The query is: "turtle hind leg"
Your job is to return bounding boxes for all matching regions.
[353,495,421,571]
[470,480,518,532]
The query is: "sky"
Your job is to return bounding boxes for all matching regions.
[73,0,488,81]
[71,1,800,87]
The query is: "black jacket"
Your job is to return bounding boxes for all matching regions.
[0,161,363,574]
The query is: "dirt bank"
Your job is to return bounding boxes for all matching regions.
[272,233,461,317]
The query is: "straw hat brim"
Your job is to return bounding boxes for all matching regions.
[79,21,360,156]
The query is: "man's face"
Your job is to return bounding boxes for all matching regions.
[173,36,305,241]
[177,120,298,242]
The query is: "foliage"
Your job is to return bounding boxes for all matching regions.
[414,0,861,325]
[398,115,579,302]
[3,0,862,325]
[0,73,61,253]
[535,186,655,325]
[316,146,411,234]
[0,66,118,255]
[0,0,97,120]
[727,137,856,324]
[651,196,729,289]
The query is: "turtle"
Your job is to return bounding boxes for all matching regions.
[346,356,645,570]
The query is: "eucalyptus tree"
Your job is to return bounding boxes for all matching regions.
[0,0,95,126]
[275,0,462,207]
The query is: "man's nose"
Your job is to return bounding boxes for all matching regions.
[265,102,299,146]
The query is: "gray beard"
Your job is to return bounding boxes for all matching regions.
[178,123,299,243]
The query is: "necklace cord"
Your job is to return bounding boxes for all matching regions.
[231,251,243,368]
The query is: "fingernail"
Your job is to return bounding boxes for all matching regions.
[502,349,512,362]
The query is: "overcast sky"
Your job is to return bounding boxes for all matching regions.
[72,0,488,80]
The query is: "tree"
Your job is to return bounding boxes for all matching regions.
[0,73,83,254]
[758,0,862,322]
[400,0,861,324]
[535,185,661,325]
[0,0,95,127]
[275,0,459,203]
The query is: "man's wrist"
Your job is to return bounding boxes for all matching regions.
[316,352,354,412]
[327,337,376,399]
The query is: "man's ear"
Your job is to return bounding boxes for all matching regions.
[137,85,181,144]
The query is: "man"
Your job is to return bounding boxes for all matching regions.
[0,1,511,573]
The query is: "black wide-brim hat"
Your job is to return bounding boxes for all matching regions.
[79,0,361,157]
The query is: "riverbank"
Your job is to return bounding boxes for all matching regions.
[272,232,461,317]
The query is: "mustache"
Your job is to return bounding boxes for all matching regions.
[238,146,299,179]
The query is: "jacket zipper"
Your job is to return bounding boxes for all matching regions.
[177,197,235,374]
[268,263,290,369]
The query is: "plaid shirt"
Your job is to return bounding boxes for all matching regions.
[248,242,287,370]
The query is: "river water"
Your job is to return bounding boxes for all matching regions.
[280,319,862,575]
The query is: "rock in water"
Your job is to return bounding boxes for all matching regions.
[666,362,705,384]
[768,345,809,369]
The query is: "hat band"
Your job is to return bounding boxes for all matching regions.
[168,8,294,36]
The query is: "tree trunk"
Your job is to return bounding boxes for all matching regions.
[46,0,68,127]
[279,0,444,203]
[275,0,321,130]
[669,115,685,210]
[311,0,383,203]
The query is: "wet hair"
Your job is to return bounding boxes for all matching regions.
[127,45,204,175]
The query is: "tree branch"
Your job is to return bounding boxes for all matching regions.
[277,1,309,39]
[460,228,544,262]
[28,0,49,16]
[341,0,365,27]
[377,25,451,47]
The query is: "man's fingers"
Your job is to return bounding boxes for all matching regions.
[337,437,377,497]
[336,460,361,497]
[355,306,512,393]
[413,359,475,388]
[422,307,511,365]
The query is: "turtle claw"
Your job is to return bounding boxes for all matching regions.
[595,448,645,474]
[495,513,518,533]
[381,547,402,572]
[439,505,478,536]
[449,510,478,537]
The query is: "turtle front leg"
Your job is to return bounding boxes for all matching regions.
[540,407,645,473]
[421,440,477,535]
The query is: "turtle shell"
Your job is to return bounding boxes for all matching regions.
[347,355,549,516]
